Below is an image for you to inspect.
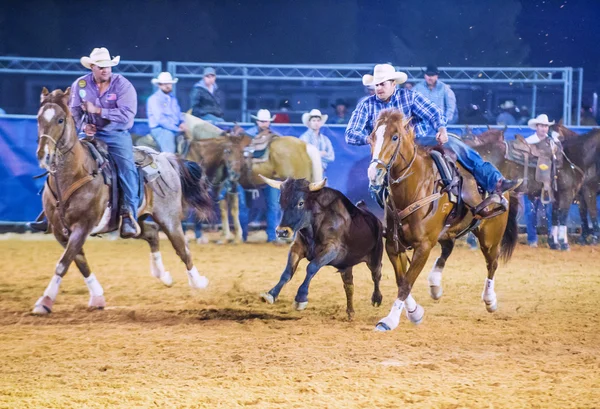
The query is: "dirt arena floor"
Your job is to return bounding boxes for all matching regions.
[0,232,598,408]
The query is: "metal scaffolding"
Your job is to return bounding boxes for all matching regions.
[0,57,583,124]
[0,56,161,77]
[167,62,581,124]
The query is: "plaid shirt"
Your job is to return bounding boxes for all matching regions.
[345,87,447,145]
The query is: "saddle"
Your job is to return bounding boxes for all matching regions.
[506,135,561,203]
[244,131,278,163]
[80,138,164,235]
[429,148,505,226]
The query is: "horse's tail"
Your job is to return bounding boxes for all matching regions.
[499,193,519,263]
[169,156,214,221]
[304,143,323,182]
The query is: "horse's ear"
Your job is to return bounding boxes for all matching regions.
[61,87,71,106]
[40,87,49,102]
[402,116,412,130]
[487,124,491,131]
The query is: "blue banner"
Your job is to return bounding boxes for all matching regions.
[0,115,597,227]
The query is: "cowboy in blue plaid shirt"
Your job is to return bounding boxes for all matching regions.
[346,64,521,194]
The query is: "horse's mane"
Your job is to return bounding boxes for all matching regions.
[376,109,415,140]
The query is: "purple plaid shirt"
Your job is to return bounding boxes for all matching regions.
[70,73,137,132]
[345,87,447,145]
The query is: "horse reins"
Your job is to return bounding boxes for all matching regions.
[39,104,95,236]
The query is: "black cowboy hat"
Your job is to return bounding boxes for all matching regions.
[331,98,349,109]
[423,65,439,76]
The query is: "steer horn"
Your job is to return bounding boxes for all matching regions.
[259,174,283,190]
[309,178,327,192]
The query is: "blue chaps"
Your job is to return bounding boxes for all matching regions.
[417,135,502,193]
[94,130,139,216]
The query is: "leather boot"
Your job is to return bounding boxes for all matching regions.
[120,207,140,239]
[29,211,49,233]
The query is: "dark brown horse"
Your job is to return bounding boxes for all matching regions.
[463,127,584,249]
[551,124,600,244]
[33,88,213,314]
[368,111,518,332]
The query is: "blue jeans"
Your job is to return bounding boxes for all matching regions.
[417,135,502,193]
[199,114,224,124]
[265,185,281,242]
[150,127,178,153]
[523,195,552,244]
[94,130,139,216]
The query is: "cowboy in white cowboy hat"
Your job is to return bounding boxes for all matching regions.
[300,109,335,172]
[80,47,120,69]
[496,100,517,125]
[525,114,559,144]
[31,47,142,238]
[146,72,186,153]
[346,62,522,200]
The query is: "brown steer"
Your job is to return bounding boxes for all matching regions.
[259,176,384,320]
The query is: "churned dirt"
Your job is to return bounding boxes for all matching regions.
[0,233,598,408]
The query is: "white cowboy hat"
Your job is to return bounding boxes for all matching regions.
[80,47,120,69]
[302,109,328,127]
[250,109,276,122]
[151,72,179,85]
[362,64,408,86]
[500,100,515,109]
[528,114,555,129]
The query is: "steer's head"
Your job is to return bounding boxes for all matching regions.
[259,175,327,239]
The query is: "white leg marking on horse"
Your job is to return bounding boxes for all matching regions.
[405,294,417,311]
[428,263,443,287]
[551,225,559,243]
[187,265,209,289]
[405,293,425,324]
[84,273,104,297]
[43,274,62,300]
[368,125,386,182]
[150,252,172,286]
[481,278,497,312]
[43,107,55,122]
[375,298,404,331]
[559,225,568,244]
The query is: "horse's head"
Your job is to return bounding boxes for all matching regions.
[367,110,415,188]
[37,87,75,170]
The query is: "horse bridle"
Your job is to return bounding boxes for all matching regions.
[369,133,417,186]
[38,103,77,172]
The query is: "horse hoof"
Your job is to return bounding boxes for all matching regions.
[188,275,209,289]
[374,322,392,332]
[346,312,355,321]
[560,243,571,251]
[88,295,106,310]
[260,292,275,304]
[32,296,53,315]
[160,271,173,287]
[293,301,308,311]
[371,293,382,307]
[484,299,498,313]
[406,304,424,325]
[429,285,443,300]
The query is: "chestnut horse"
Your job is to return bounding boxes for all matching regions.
[463,127,584,249]
[185,125,323,243]
[551,124,600,244]
[33,88,213,314]
[368,111,518,332]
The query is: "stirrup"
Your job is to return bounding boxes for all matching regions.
[473,194,508,219]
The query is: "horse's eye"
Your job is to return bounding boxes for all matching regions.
[58,118,64,124]
[392,134,399,141]
[298,201,304,208]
